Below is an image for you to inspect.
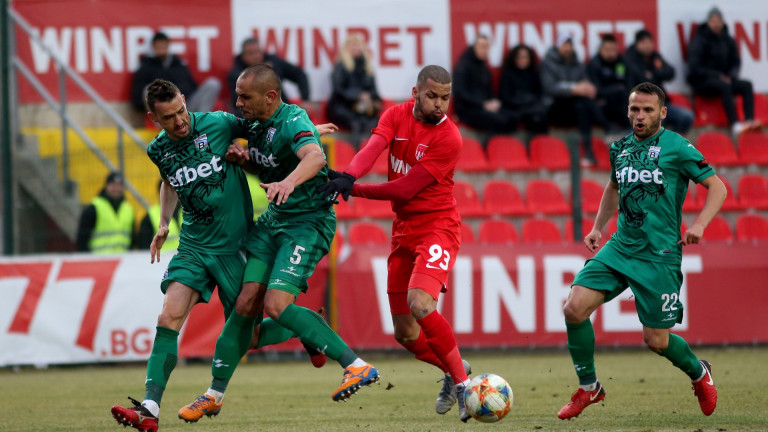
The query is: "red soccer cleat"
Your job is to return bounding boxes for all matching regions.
[301,307,328,368]
[692,360,717,416]
[557,382,606,420]
[111,397,158,432]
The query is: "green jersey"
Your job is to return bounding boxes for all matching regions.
[606,127,714,264]
[246,102,331,219]
[147,111,252,254]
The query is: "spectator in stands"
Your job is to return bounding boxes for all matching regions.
[76,172,135,254]
[138,180,181,251]
[453,35,514,134]
[499,44,548,139]
[326,33,382,144]
[541,32,607,166]
[131,32,221,113]
[687,7,760,136]
[227,38,310,112]
[587,34,631,130]
[625,29,694,134]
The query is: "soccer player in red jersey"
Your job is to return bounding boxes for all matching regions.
[317,65,472,422]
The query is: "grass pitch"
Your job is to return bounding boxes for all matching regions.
[1,347,767,431]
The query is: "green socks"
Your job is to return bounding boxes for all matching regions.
[210,312,259,393]
[254,318,296,349]
[659,333,704,380]
[276,303,357,367]
[144,326,179,404]
[566,319,597,385]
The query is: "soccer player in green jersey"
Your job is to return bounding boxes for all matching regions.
[558,82,726,420]
[178,64,379,420]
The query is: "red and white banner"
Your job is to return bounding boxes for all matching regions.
[13,0,768,104]
[2,244,766,365]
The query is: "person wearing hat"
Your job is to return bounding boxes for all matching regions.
[687,7,760,136]
[541,31,608,166]
[625,29,694,134]
[76,172,136,253]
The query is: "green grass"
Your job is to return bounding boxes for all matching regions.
[2,347,767,431]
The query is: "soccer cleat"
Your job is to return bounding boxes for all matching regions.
[691,360,717,416]
[435,359,472,414]
[111,397,158,432]
[332,364,380,401]
[302,307,328,368]
[177,394,222,423]
[557,382,606,420]
[455,383,470,423]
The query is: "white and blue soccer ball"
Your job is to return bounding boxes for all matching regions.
[464,373,513,423]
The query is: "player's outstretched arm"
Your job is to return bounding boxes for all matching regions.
[150,180,177,263]
[261,143,325,205]
[680,175,727,246]
[585,180,619,252]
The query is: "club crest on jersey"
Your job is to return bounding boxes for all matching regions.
[415,144,428,160]
[648,145,661,159]
[267,127,276,142]
[193,134,209,150]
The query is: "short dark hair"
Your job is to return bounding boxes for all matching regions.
[634,29,653,43]
[630,82,666,107]
[146,79,181,113]
[241,37,259,52]
[152,32,169,44]
[417,65,451,87]
[239,63,282,95]
[600,34,618,45]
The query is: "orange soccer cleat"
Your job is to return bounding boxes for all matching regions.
[177,394,223,423]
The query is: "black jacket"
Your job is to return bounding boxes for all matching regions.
[625,44,675,90]
[76,191,133,252]
[227,53,310,108]
[131,55,198,110]
[540,47,588,104]
[587,54,630,99]
[499,65,544,112]
[328,57,381,108]
[452,46,495,116]
[687,22,741,84]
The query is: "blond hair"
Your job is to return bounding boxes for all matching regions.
[338,33,375,76]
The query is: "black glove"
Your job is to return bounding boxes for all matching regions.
[316,170,355,202]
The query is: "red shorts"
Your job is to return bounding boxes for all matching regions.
[387,214,461,315]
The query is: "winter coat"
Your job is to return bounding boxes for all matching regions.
[452,46,495,116]
[131,55,198,110]
[686,22,741,84]
[624,44,675,90]
[540,47,588,104]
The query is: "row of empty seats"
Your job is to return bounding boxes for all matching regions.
[668,92,768,128]
[342,213,768,246]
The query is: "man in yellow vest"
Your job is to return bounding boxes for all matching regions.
[139,180,182,251]
[76,172,135,253]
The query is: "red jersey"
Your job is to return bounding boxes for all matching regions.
[372,100,462,219]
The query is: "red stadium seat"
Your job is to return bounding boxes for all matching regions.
[359,138,389,175]
[590,137,612,171]
[736,213,768,242]
[348,222,389,245]
[328,139,356,170]
[529,135,571,170]
[453,181,485,217]
[737,130,768,165]
[479,219,518,244]
[485,136,534,171]
[737,174,768,209]
[334,197,357,220]
[522,218,563,244]
[483,180,528,216]
[683,184,703,213]
[578,179,604,214]
[355,197,394,219]
[461,221,476,244]
[695,132,740,166]
[718,177,742,211]
[753,93,768,125]
[667,92,693,111]
[525,179,570,214]
[456,137,490,172]
[693,96,743,127]
[565,217,595,243]
[702,215,733,242]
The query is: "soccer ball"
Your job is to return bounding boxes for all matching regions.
[463,373,513,423]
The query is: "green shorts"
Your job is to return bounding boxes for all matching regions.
[244,211,335,297]
[572,245,684,328]
[160,247,247,317]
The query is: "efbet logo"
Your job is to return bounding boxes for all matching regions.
[615,166,664,184]
[249,146,280,168]
[167,155,224,187]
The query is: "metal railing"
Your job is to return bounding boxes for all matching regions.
[9,8,150,209]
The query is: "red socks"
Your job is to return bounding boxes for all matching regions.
[402,329,447,372]
[417,310,468,383]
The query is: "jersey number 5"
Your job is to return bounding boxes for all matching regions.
[290,245,306,264]
[426,244,450,271]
